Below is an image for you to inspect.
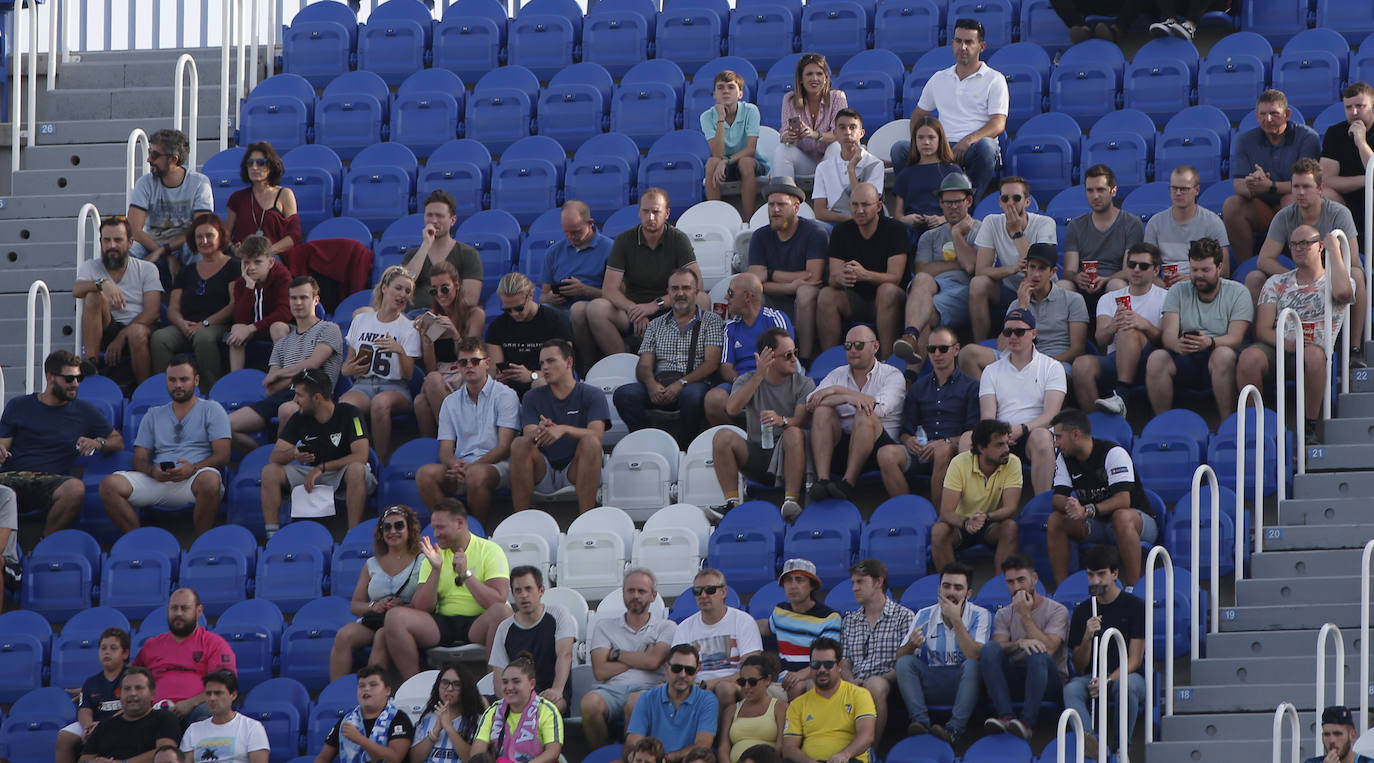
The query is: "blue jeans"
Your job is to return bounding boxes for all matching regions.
[895,654,981,736]
[979,647,1062,725]
[890,138,1000,201]
[1063,671,1146,739]
[613,380,712,447]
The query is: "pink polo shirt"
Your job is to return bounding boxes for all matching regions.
[133,627,237,704]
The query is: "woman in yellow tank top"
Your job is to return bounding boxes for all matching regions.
[719,654,789,762]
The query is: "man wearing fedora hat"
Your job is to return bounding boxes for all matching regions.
[748,177,829,362]
[894,172,983,366]
[1307,705,1372,763]
[758,558,843,699]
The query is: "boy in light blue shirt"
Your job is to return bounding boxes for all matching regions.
[701,70,770,219]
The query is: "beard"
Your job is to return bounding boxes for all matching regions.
[102,249,127,270]
[169,617,196,637]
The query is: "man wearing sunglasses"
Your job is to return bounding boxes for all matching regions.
[969,176,1057,342]
[782,637,876,763]
[673,569,763,714]
[486,273,574,397]
[973,308,1065,496]
[125,129,214,285]
[626,644,719,763]
[895,172,981,366]
[100,354,230,536]
[405,189,484,312]
[74,214,161,382]
[0,350,123,535]
[1071,242,1168,418]
[1145,165,1231,282]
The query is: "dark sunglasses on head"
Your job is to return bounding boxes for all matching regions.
[1001,327,1030,337]
[245,157,269,167]
[1000,193,1024,203]
[692,584,723,596]
[810,660,838,671]
[842,341,870,350]
[455,357,486,367]
[102,215,127,225]
[382,520,407,532]
[669,663,699,675]
[428,284,453,296]
[1125,260,1155,270]
[927,344,953,354]
[736,676,763,687]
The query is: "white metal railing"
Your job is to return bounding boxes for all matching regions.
[1323,230,1353,421]
[74,203,102,355]
[1359,538,1374,731]
[1365,156,1373,343]
[25,280,51,394]
[1144,545,1175,743]
[173,53,199,169]
[1096,626,1130,763]
[1190,463,1222,658]
[1275,307,1305,493]
[1273,702,1301,763]
[125,129,149,210]
[1316,623,1345,758]
[9,0,37,172]
[1055,708,1086,763]
[220,0,248,154]
[1235,384,1264,563]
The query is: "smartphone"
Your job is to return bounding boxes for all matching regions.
[496,361,512,372]
[788,116,802,132]
[551,282,563,296]
[355,346,374,366]
[159,461,175,471]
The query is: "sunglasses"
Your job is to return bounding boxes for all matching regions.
[438,678,462,689]
[692,584,723,596]
[501,302,529,315]
[173,422,184,443]
[1289,237,1322,249]
[429,284,453,296]
[842,341,870,350]
[101,215,127,225]
[1125,260,1155,270]
[245,157,269,167]
[1001,327,1030,337]
[455,357,486,366]
[56,373,84,383]
[1000,193,1024,203]
[927,344,952,354]
[669,663,699,675]
[777,350,797,360]
[810,660,838,671]
[382,520,407,532]
[736,677,763,687]
[146,150,167,161]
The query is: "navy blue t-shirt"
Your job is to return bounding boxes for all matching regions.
[0,394,114,474]
[80,667,127,723]
[894,162,960,217]
[748,217,830,274]
[518,381,611,470]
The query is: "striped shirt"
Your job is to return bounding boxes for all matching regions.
[840,598,915,681]
[770,601,843,673]
[911,601,993,668]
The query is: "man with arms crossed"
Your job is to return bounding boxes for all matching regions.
[581,569,676,750]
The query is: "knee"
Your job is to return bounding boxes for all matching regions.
[865,676,889,699]
[581,691,607,716]
[817,286,840,310]
[960,657,981,678]
[876,444,903,469]
[1113,509,1141,535]
[795,285,818,306]
[1210,346,1237,370]
[912,272,936,294]
[737,156,756,173]
[1071,355,1098,379]
[1236,348,1265,376]
[98,474,129,499]
[511,434,535,459]
[1146,350,1172,375]
[422,372,449,396]
[930,522,952,544]
[1027,427,1053,454]
[194,470,223,495]
[877,283,903,304]
[811,406,836,426]
[343,462,366,486]
[1221,194,1245,220]
[782,425,804,448]
[125,322,150,342]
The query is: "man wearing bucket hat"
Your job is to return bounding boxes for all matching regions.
[1306,705,1372,763]
[748,177,829,362]
[894,172,983,366]
[758,558,843,699]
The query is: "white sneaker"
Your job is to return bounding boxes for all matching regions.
[1149,19,1172,36]
[781,499,802,520]
[1168,18,1195,40]
[1094,392,1127,417]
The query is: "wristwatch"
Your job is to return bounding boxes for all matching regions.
[1085,503,1098,518]
[94,278,107,290]
[201,319,211,327]
[609,647,621,662]
[463,569,474,580]
[531,372,539,381]
[1010,231,1025,239]
[655,297,666,309]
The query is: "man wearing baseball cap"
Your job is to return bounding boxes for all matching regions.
[894,172,983,367]
[1307,705,1371,763]
[758,558,843,699]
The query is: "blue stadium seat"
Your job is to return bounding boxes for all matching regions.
[566,132,641,220]
[1019,0,1071,51]
[639,130,712,209]
[1121,180,1172,224]
[209,368,269,416]
[706,500,786,592]
[1198,32,1274,122]
[1240,0,1308,46]
[214,598,286,691]
[457,209,523,303]
[0,610,50,702]
[806,344,847,382]
[508,0,583,80]
[101,527,180,617]
[613,59,687,149]
[20,528,101,621]
[50,607,131,690]
[75,451,130,543]
[1316,0,1374,45]
[255,520,333,614]
[342,142,418,234]
[1037,733,1099,763]
[655,1,726,72]
[0,686,77,763]
[887,734,957,763]
[1354,32,1374,85]
[309,216,374,250]
[281,0,357,88]
[756,53,802,131]
[239,73,316,153]
[356,0,433,86]
[1082,108,1156,193]
[1043,186,1090,247]
[583,0,655,76]
[686,56,761,120]
[282,144,344,233]
[1198,179,1232,216]
[373,213,426,280]
[1049,40,1125,129]
[182,524,258,617]
[419,138,492,219]
[1158,105,1231,185]
[76,374,126,441]
[309,675,360,752]
[390,68,465,158]
[466,65,541,154]
[822,581,858,612]
[314,69,390,161]
[243,676,310,761]
[492,134,568,225]
[800,0,869,70]
[729,2,798,70]
[748,580,788,618]
[904,46,950,111]
[1132,409,1209,503]
[1210,407,1289,497]
[1145,563,1195,657]
[1166,483,1239,577]
[834,49,904,127]
[376,438,440,529]
[1087,410,1133,450]
[331,290,377,336]
[947,0,1015,51]
[963,733,1033,762]
[784,500,861,581]
[860,494,936,588]
[331,519,379,599]
[1125,37,1200,124]
[538,62,614,152]
[1006,111,1082,202]
[988,43,1051,132]
[601,203,644,237]
[1313,101,1348,138]
[521,208,565,282]
[202,147,247,215]
[875,0,942,66]
[669,582,744,622]
[899,572,941,611]
[1273,28,1350,116]
[1015,490,1065,582]
[434,0,508,82]
[279,596,355,691]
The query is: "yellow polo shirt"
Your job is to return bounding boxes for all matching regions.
[944,450,1023,518]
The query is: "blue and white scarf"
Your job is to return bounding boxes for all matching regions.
[338,700,398,763]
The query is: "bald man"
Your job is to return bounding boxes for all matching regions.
[705,273,795,426]
[817,183,909,358]
[542,200,613,322]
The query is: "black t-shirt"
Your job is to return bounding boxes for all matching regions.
[280,401,368,463]
[826,216,909,300]
[324,708,415,748]
[1052,438,1151,517]
[176,256,241,323]
[501,611,571,702]
[1321,121,1368,234]
[1069,591,1146,676]
[83,708,181,758]
[484,306,574,394]
[80,668,127,723]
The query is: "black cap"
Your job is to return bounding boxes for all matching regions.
[1026,242,1058,268]
[1004,307,1036,330]
[1323,705,1356,728]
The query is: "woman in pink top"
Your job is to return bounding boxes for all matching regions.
[773,53,848,178]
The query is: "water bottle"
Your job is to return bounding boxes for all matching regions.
[915,425,928,447]
[761,423,776,450]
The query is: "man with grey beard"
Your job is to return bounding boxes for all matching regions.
[73,215,162,381]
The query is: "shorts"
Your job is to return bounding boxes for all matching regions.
[116,467,222,506]
[1081,508,1160,546]
[60,721,83,737]
[844,289,878,323]
[282,461,378,492]
[955,519,999,550]
[533,457,573,494]
[741,440,777,483]
[100,320,127,348]
[434,612,481,646]
[446,461,511,494]
[347,376,413,401]
[1245,340,1311,379]
[247,387,296,421]
[831,430,898,475]
[723,159,768,180]
[1166,347,1215,391]
[1094,343,1156,390]
[0,471,73,513]
[930,275,971,329]
[588,680,660,719]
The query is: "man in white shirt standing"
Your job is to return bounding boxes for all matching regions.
[892,18,1009,200]
[974,308,1066,496]
[673,568,763,717]
[180,670,270,763]
[811,109,886,224]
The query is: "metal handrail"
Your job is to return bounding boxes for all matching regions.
[1359,539,1374,732]
[1272,702,1300,763]
[1364,156,1373,343]
[1056,708,1086,763]
[1096,626,1130,762]
[1190,464,1221,658]
[1235,383,1263,564]
[125,129,149,211]
[1275,307,1305,498]
[25,280,51,394]
[1144,545,1174,742]
[1316,623,1345,758]
[74,202,102,355]
[9,0,37,172]
[1327,229,1353,418]
[220,0,248,153]
[173,54,199,170]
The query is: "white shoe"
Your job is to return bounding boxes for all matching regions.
[1167,18,1195,39]
[1094,392,1127,417]
[781,499,802,521]
[1149,19,1172,36]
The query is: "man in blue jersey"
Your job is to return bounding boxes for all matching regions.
[705,272,795,426]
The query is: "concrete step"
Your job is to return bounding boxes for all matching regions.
[0,116,229,148]
[1256,523,1374,550]
[11,167,130,196]
[1204,629,1364,660]
[0,192,126,220]
[1159,710,1318,743]
[37,86,244,123]
[1188,654,1355,687]
[53,49,243,90]
[1276,496,1374,526]
[1335,391,1374,418]
[1235,575,1367,606]
[1169,681,1359,712]
[1291,470,1374,499]
[1349,365,1374,393]
[1146,739,1285,763]
[9,139,224,171]
[1249,548,1364,579]
[1218,602,1364,631]
[1303,442,1374,471]
[1321,415,1374,444]
[0,217,89,243]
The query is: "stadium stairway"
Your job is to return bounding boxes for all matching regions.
[0,47,240,400]
[1145,367,1374,761]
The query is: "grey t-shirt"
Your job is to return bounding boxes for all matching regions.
[1006,284,1089,357]
[1162,279,1255,337]
[974,213,1057,267]
[1065,210,1144,276]
[588,614,679,688]
[128,171,215,245]
[76,257,163,325]
[1265,199,1358,250]
[269,319,345,390]
[735,370,816,444]
[915,219,983,285]
[1144,207,1229,267]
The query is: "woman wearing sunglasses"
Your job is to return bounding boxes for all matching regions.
[719,654,787,762]
[410,662,487,762]
[471,654,564,763]
[329,504,424,682]
[149,212,241,391]
[414,261,484,438]
[225,141,300,255]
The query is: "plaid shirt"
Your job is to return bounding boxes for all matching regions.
[640,307,725,376]
[841,597,915,680]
